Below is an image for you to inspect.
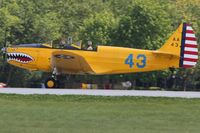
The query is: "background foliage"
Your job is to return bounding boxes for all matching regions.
[0,0,199,90]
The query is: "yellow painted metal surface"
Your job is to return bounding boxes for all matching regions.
[7,48,52,71]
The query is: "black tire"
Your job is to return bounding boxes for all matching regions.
[44,77,59,88]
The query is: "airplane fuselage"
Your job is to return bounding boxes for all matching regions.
[6,45,179,75]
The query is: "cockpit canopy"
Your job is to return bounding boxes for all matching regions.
[14,42,97,51]
[16,43,52,48]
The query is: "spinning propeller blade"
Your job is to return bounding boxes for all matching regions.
[1,47,6,61]
[1,28,7,62]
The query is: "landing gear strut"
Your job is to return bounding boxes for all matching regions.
[44,67,60,88]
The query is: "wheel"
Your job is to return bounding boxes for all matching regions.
[44,77,59,88]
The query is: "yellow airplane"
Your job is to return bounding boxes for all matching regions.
[1,23,199,88]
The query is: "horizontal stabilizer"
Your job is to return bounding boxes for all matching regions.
[152,51,179,58]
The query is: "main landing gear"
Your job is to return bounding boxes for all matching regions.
[44,77,59,88]
[44,68,60,88]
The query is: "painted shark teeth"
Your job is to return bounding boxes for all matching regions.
[7,52,33,63]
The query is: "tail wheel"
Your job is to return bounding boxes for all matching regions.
[44,77,59,88]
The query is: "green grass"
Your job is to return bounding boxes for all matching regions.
[0,94,200,133]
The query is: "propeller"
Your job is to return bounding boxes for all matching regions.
[1,47,7,61]
[1,28,8,72]
[0,28,10,86]
[1,28,7,62]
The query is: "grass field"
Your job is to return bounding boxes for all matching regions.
[0,94,200,133]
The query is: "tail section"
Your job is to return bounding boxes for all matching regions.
[158,23,198,68]
[180,23,198,68]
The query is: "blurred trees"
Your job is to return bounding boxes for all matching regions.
[0,0,199,90]
[79,11,118,45]
[114,0,172,49]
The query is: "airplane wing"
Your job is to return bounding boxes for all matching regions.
[51,50,94,74]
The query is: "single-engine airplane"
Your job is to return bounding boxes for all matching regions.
[1,23,199,88]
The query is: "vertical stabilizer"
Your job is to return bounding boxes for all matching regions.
[158,23,198,68]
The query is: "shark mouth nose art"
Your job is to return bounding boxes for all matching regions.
[7,53,33,63]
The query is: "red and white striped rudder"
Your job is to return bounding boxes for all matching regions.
[180,23,199,68]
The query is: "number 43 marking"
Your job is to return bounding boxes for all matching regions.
[125,54,146,68]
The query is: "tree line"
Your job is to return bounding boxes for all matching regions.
[0,0,199,90]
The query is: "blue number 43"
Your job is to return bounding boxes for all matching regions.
[125,54,146,68]
[125,54,134,68]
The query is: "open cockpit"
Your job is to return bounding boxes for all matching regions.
[15,42,98,51]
